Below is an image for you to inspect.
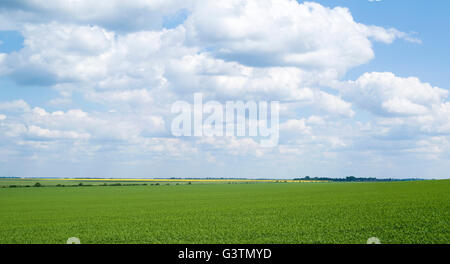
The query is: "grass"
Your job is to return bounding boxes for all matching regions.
[0,180,448,244]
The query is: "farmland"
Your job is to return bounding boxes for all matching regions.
[0,179,448,244]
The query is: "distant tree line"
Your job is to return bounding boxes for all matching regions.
[293,176,423,182]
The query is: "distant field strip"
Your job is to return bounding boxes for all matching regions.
[41,178,326,183]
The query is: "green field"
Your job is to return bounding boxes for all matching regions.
[0,180,448,244]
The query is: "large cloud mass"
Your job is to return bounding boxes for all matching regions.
[185,1,416,71]
[0,0,448,178]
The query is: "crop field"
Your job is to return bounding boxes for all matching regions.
[0,180,448,244]
[0,178,322,188]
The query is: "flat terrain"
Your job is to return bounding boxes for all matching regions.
[0,178,318,187]
[0,180,448,244]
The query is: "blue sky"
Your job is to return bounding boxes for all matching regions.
[0,0,449,179]
[324,0,450,90]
